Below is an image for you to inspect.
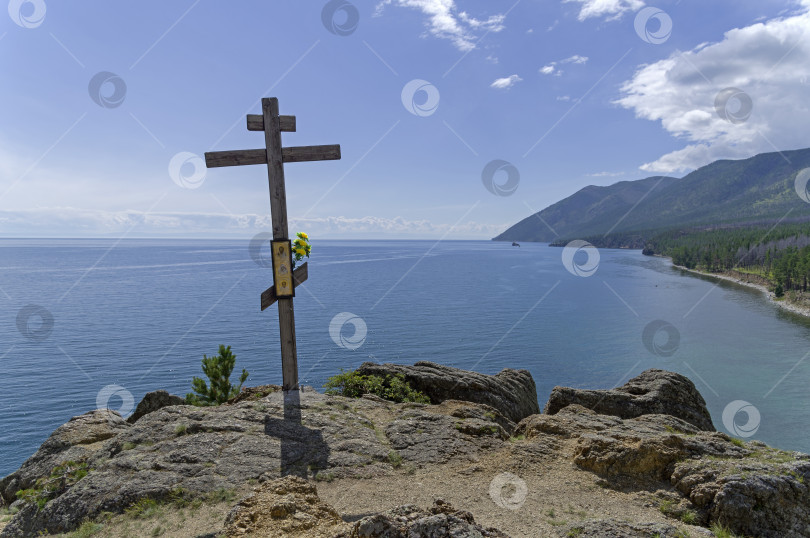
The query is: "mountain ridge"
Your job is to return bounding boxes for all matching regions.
[494,148,810,243]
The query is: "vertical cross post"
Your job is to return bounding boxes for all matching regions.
[261,98,297,391]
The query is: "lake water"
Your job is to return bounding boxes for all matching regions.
[2,239,809,477]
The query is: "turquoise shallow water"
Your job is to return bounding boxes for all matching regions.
[1,239,809,476]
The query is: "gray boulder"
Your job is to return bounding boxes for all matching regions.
[356,361,540,424]
[222,476,509,538]
[556,518,710,537]
[127,390,185,424]
[517,404,810,537]
[543,369,714,431]
[0,409,129,505]
[671,449,810,538]
[353,499,509,537]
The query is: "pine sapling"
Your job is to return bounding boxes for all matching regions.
[186,345,249,406]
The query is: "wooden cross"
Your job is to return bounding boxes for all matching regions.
[204,97,341,391]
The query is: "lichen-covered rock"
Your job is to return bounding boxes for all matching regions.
[0,409,129,505]
[353,499,509,537]
[0,389,507,536]
[543,369,714,431]
[517,404,810,537]
[556,518,710,537]
[385,406,506,466]
[222,478,509,538]
[671,449,810,538]
[127,390,186,424]
[517,405,741,480]
[356,361,540,424]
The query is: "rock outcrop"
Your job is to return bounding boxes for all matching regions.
[223,475,351,537]
[543,368,714,431]
[0,409,128,504]
[556,518,711,537]
[127,390,185,424]
[3,366,809,538]
[516,403,810,537]
[356,361,539,424]
[671,447,810,538]
[223,476,509,537]
[352,499,509,537]
[0,390,507,536]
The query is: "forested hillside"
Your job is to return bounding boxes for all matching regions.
[495,148,810,243]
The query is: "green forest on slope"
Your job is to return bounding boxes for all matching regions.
[495,148,810,294]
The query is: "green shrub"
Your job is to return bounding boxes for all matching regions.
[388,451,403,468]
[125,498,161,519]
[186,345,248,406]
[15,461,89,510]
[68,520,104,537]
[710,523,739,538]
[323,369,430,404]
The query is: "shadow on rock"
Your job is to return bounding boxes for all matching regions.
[264,389,330,478]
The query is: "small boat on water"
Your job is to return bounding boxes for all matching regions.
[512,242,520,247]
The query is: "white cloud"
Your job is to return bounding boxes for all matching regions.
[586,171,625,177]
[490,74,522,89]
[540,55,587,76]
[556,95,572,101]
[485,54,499,64]
[615,7,810,173]
[375,0,505,51]
[562,54,589,64]
[564,0,645,22]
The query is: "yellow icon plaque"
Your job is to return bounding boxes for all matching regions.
[271,239,295,298]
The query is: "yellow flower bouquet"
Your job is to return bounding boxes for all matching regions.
[292,232,311,269]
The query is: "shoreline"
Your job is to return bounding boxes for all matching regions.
[668,260,810,319]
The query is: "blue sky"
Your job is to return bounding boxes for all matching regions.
[1,0,809,238]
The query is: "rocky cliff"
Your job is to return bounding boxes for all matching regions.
[0,363,808,537]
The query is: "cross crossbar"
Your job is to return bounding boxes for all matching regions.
[261,262,308,311]
[204,145,341,168]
